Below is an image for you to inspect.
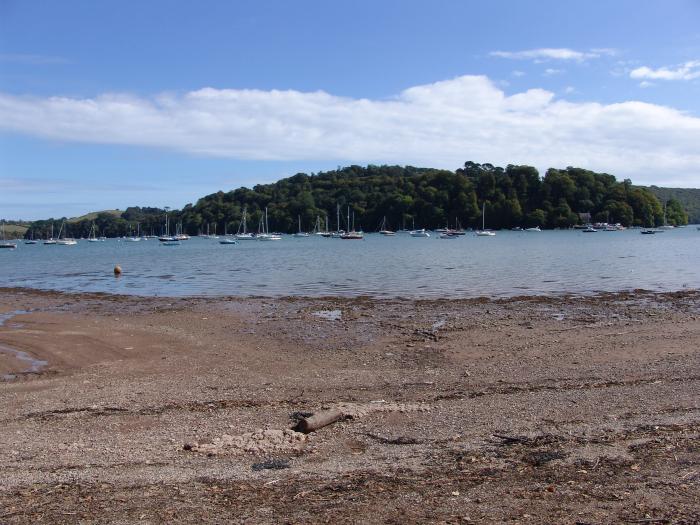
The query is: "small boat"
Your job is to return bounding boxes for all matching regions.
[293,215,309,237]
[87,222,103,242]
[582,226,597,233]
[257,208,282,241]
[379,216,395,236]
[159,208,180,244]
[410,228,430,238]
[475,203,496,236]
[235,207,257,240]
[439,232,458,239]
[124,223,143,241]
[641,229,657,235]
[340,206,364,239]
[524,226,541,232]
[24,229,38,244]
[219,237,238,245]
[511,226,523,231]
[55,221,77,245]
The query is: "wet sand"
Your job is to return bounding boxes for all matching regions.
[0,287,698,523]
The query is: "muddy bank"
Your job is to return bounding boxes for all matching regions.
[0,287,698,523]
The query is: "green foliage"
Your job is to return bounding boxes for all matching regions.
[19,162,690,238]
[648,186,700,224]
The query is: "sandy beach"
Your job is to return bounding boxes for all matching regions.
[0,287,698,523]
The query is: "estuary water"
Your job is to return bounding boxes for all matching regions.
[1,228,698,298]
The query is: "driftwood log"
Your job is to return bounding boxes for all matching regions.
[293,409,345,433]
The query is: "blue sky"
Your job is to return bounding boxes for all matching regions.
[2,0,700,219]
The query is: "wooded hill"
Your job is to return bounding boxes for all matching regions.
[648,186,700,224]
[20,162,692,239]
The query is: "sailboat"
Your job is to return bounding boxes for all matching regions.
[340,206,364,239]
[409,218,430,238]
[0,221,17,249]
[257,207,282,241]
[125,222,142,242]
[475,203,496,236]
[87,222,103,242]
[235,207,256,240]
[331,204,345,238]
[659,203,675,229]
[159,208,180,244]
[219,223,237,244]
[43,224,57,245]
[293,215,309,237]
[379,216,395,236]
[56,220,78,245]
[24,229,38,245]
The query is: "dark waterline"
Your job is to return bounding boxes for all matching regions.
[1,229,699,299]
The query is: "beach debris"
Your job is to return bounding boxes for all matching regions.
[312,309,342,321]
[184,429,307,456]
[293,408,345,433]
[252,458,290,471]
[113,265,122,276]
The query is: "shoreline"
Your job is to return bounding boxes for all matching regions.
[1,286,698,523]
[2,283,699,305]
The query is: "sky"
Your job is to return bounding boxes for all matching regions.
[2,0,700,220]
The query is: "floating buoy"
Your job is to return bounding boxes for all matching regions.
[114,265,122,276]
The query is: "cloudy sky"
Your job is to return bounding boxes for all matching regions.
[2,1,700,219]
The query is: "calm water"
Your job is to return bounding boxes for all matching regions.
[1,228,699,298]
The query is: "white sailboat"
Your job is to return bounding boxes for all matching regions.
[475,203,496,236]
[379,216,395,236]
[331,204,345,238]
[409,218,430,237]
[87,222,103,242]
[340,206,364,239]
[257,207,282,241]
[293,215,309,237]
[235,207,256,240]
[125,222,142,242]
[659,203,675,229]
[43,224,57,245]
[56,220,78,245]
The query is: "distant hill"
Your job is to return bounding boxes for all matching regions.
[647,187,700,224]
[1,223,29,239]
[67,209,122,223]
[8,165,699,238]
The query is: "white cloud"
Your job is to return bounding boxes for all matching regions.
[639,81,654,88]
[490,47,614,62]
[1,75,700,186]
[543,68,564,76]
[511,70,525,77]
[630,60,700,81]
[563,86,576,94]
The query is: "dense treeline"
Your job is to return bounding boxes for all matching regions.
[648,186,700,224]
[21,162,689,239]
[178,162,687,233]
